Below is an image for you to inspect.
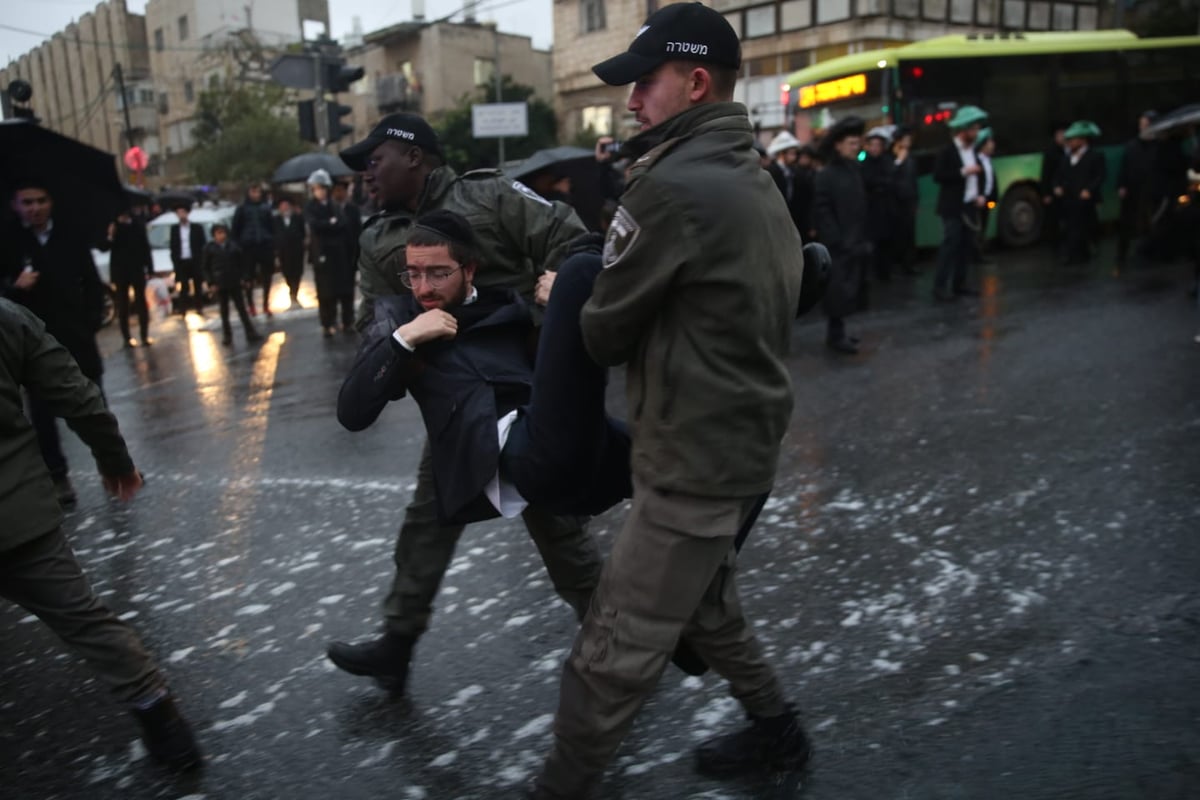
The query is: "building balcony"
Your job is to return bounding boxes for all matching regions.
[376,73,423,113]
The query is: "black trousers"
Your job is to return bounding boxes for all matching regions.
[935,208,975,292]
[175,260,203,312]
[114,276,149,340]
[242,243,274,312]
[280,253,304,300]
[500,253,631,517]
[27,357,102,481]
[1062,198,1098,264]
[217,286,258,341]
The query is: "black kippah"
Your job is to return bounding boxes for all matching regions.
[412,209,478,249]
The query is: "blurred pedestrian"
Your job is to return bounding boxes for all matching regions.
[333,181,362,328]
[753,138,771,169]
[104,209,154,347]
[0,297,201,771]
[273,197,306,309]
[974,127,998,262]
[304,170,354,336]
[1054,120,1105,265]
[324,112,594,696]
[814,116,869,353]
[861,126,895,282]
[529,5,809,796]
[1041,122,1068,246]
[1117,111,1158,265]
[767,131,814,241]
[231,183,275,316]
[169,204,206,316]
[891,127,919,275]
[201,223,261,346]
[2,179,106,510]
[933,105,988,301]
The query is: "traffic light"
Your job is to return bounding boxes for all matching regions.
[298,99,317,143]
[327,101,354,142]
[324,59,364,94]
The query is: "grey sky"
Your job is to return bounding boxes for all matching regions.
[1,0,555,67]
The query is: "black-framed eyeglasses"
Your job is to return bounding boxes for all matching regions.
[400,267,460,289]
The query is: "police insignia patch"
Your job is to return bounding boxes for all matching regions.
[603,206,639,268]
[511,180,553,207]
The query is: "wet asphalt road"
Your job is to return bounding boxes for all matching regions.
[2,241,1198,800]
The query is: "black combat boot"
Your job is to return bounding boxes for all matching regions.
[694,704,811,778]
[326,633,415,693]
[130,694,202,771]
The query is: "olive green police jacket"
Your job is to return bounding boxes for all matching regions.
[581,102,805,499]
[0,299,134,550]
[356,166,587,329]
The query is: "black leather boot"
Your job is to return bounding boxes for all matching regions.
[326,633,415,693]
[694,704,811,778]
[131,694,202,771]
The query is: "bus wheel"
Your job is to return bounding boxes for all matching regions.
[998,185,1043,248]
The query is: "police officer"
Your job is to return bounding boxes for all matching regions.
[325,113,601,695]
[529,4,809,796]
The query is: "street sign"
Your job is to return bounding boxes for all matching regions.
[123,146,149,172]
[471,103,529,138]
[269,54,319,90]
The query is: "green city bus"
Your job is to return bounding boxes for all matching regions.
[783,31,1200,248]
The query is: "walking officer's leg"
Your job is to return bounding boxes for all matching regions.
[519,505,600,622]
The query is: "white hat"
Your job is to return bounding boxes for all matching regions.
[306,168,333,187]
[866,125,894,143]
[767,131,802,157]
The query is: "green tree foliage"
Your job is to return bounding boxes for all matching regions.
[434,77,558,172]
[188,82,309,184]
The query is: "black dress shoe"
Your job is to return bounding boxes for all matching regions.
[131,695,202,772]
[327,633,415,693]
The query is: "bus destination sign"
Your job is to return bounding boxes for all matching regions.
[798,73,868,109]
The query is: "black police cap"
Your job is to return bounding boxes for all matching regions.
[339,113,442,171]
[592,2,741,87]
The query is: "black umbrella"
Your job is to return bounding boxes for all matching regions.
[155,190,199,211]
[507,146,595,183]
[1142,104,1200,140]
[0,119,126,244]
[124,184,154,206]
[271,151,358,184]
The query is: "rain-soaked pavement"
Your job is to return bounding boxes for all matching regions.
[3,240,1198,800]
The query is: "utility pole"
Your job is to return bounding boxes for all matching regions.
[312,49,328,148]
[494,26,504,165]
[112,63,136,151]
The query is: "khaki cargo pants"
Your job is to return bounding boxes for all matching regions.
[0,528,167,705]
[383,440,601,637]
[535,475,788,797]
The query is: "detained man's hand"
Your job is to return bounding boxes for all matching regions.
[102,469,144,502]
[397,309,458,346]
[535,271,556,306]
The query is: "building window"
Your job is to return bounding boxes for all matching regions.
[860,0,887,13]
[1051,3,1074,29]
[140,88,155,104]
[178,14,189,41]
[923,0,948,20]
[976,0,998,24]
[580,105,613,136]
[154,28,164,52]
[780,0,811,29]
[1003,0,1025,26]
[158,92,169,115]
[473,58,494,87]
[581,0,606,33]
[894,0,919,16]
[745,5,777,37]
[1076,5,1097,29]
[951,0,973,22]
[816,0,850,24]
[1028,1,1050,28]
[184,81,194,103]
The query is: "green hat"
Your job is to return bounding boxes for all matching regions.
[948,105,988,131]
[1064,120,1101,139]
[976,127,992,146]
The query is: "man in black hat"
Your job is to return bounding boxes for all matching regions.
[169,204,207,316]
[814,116,868,353]
[326,112,602,695]
[1117,111,1158,265]
[529,4,809,796]
[2,179,107,510]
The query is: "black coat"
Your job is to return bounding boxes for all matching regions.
[231,198,275,248]
[337,289,534,524]
[272,213,306,266]
[813,157,868,318]
[169,222,206,268]
[201,240,250,290]
[1054,148,1106,204]
[860,153,895,241]
[934,141,976,217]
[106,218,153,284]
[1118,137,1155,199]
[305,199,356,295]
[767,161,814,236]
[1041,143,1067,197]
[0,221,105,379]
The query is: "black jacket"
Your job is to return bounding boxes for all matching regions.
[1041,143,1067,197]
[305,199,356,294]
[1054,148,1107,204]
[860,153,895,240]
[231,197,275,248]
[893,155,919,209]
[106,218,153,284]
[934,141,974,217]
[767,161,814,236]
[337,289,534,524]
[0,221,105,379]
[273,213,306,265]
[813,157,867,259]
[1118,137,1155,199]
[201,240,249,290]
[170,222,206,267]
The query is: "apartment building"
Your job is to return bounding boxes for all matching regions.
[343,17,553,143]
[553,0,1105,141]
[0,0,153,169]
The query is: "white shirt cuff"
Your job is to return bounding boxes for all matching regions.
[392,330,415,352]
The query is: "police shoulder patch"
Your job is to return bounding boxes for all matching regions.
[511,180,553,207]
[603,206,640,268]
